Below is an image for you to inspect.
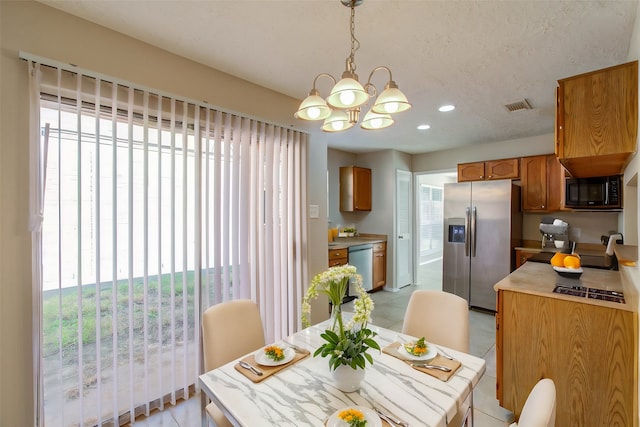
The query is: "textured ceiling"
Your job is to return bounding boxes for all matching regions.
[38,0,638,154]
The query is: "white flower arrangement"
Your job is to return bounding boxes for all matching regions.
[301,264,379,370]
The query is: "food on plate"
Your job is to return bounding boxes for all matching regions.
[338,408,367,427]
[550,252,568,267]
[403,337,428,356]
[263,345,285,362]
[563,255,581,269]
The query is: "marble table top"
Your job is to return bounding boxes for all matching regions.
[199,319,486,426]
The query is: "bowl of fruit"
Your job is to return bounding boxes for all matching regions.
[550,253,582,278]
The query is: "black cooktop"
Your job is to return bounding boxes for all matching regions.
[553,284,625,303]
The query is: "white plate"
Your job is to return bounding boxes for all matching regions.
[552,266,583,273]
[254,346,295,366]
[398,341,438,361]
[326,406,382,427]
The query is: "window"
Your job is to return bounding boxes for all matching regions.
[30,63,308,426]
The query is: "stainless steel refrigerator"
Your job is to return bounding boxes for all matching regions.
[443,179,522,311]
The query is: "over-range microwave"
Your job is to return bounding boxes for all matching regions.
[565,175,622,209]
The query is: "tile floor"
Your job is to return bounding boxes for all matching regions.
[135,260,515,426]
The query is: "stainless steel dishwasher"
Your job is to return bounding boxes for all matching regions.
[348,244,373,292]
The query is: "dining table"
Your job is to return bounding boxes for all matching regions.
[199,317,486,426]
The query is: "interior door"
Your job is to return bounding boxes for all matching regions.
[395,170,413,288]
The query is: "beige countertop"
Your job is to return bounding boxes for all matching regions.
[328,234,386,250]
[494,261,634,312]
[515,243,606,257]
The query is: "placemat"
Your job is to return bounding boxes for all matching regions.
[234,347,310,383]
[382,341,461,381]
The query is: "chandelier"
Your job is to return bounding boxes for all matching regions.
[294,0,411,132]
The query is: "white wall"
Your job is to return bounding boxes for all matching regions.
[327,148,359,231]
[327,149,411,289]
[411,133,555,172]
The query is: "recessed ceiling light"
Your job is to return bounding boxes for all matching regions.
[438,105,455,112]
[417,124,431,130]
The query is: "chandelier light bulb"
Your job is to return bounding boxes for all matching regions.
[322,109,354,132]
[383,102,399,113]
[307,107,321,119]
[361,110,393,130]
[339,90,356,106]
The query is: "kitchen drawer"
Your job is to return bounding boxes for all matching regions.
[329,257,347,267]
[373,242,386,252]
[329,248,348,267]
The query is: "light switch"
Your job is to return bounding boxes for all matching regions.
[309,204,319,219]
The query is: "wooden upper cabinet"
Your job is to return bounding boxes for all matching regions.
[458,158,519,182]
[521,154,564,212]
[556,60,638,178]
[340,166,372,212]
[458,162,485,181]
[486,158,519,180]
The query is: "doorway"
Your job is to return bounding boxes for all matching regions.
[414,171,457,290]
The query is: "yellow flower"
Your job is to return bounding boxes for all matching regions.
[338,408,366,426]
[264,345,285,361]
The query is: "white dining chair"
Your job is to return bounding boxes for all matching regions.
[402,290,470,353]
[202,299,266,427]
[509,378,556,427]
[402,290,471,427]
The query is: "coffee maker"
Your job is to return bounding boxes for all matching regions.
[539,217,570,250]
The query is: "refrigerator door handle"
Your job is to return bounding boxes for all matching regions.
[465,207,470,256]
[471,206,477,257]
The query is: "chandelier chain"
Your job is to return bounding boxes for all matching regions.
[347,2,360,74]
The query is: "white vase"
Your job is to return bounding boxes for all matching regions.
[332,364,366,392]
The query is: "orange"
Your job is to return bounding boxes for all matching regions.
[563,255,581,269]
[550,253,568,267]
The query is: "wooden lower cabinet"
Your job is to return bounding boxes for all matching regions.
[514,250,537,269]
[328,248,348,267]
[496,290,636,426]
[372,242,386,290]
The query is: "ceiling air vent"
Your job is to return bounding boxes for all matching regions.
[505,99,532,112]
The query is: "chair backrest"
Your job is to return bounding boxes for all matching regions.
[517,378,556,427]
[401,290,469,353]
[202,299,266,372]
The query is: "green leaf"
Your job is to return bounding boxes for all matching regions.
[364,352,373,365]
[364,338,380,350]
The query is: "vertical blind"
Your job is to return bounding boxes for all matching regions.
[27,58,308,426]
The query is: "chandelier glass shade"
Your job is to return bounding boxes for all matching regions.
[293,88,332,121]
[321,109,355,132]
[294,0,411,132]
